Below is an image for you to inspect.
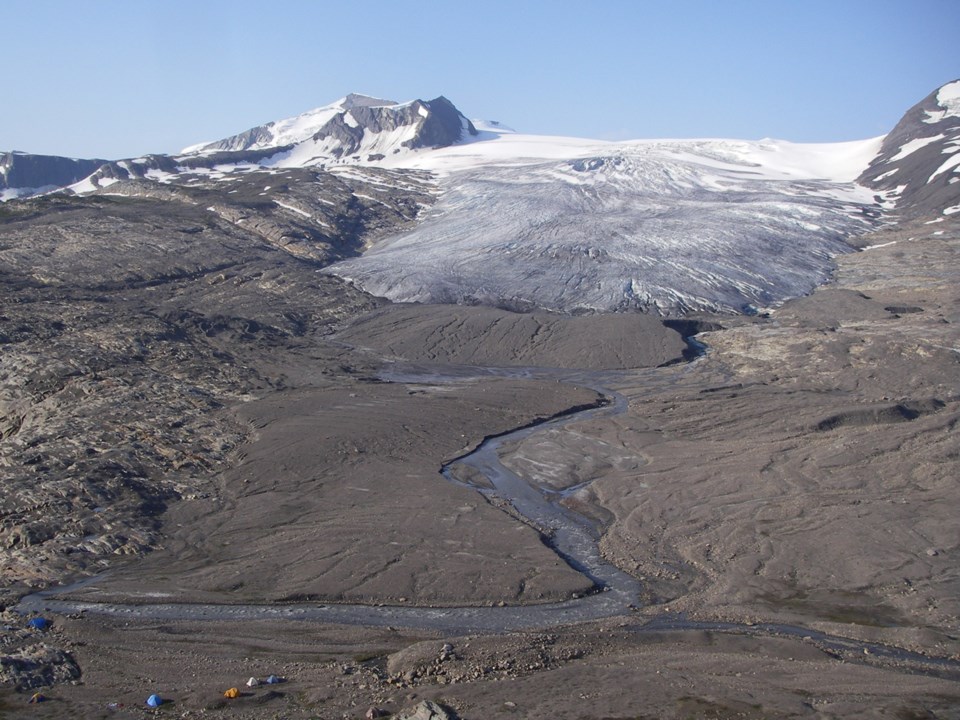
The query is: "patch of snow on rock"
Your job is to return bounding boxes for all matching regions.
[891,134,946,161]
[925,80,960,123]
[928,153,960,183]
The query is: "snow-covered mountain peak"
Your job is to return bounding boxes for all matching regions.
[182,95,478,162]
[7,84,958,317]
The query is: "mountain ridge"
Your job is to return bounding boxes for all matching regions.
[858,79,960,218]
[2,83,959,315]
[184,94,478,161]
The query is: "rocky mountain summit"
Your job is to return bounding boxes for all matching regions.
[189,93,478,160]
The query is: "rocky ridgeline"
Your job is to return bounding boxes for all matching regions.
[193,93,477,157]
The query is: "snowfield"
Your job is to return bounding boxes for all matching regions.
[324,129,885,314]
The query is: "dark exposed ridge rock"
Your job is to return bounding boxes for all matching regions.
[313,96,477,157]
[0,151,108,195]
[342,93,397,110]
[408,96,478,149]
[313,113,366,158]
[196,124,278,153]
[858,80,960,218]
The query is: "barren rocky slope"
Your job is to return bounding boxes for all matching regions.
[3,211,958,718]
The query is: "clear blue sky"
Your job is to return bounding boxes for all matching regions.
[3,0,958,159]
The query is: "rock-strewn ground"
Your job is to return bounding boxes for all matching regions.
[1,174,959,717]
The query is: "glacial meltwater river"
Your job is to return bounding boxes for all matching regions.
[17,360,960,678]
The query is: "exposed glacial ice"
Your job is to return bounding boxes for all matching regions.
[326,138,884,315]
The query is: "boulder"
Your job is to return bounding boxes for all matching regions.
[397,700,458,720]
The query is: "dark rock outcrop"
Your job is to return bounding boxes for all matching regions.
[312,96,477,157]
[858,79,960,218]
[0,152,107,197]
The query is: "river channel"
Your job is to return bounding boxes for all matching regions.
[17,360,960,678]
[18,362,654,632]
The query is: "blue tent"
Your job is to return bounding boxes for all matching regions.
[146,694,163,708]
[27,617,49,631]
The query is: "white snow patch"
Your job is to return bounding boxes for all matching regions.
[924,80,960,123]
[891,134,944,161]
[863,240,898,250]
[925,217,944,223]
[144,168,176,183]
[181,140,215,154]
[353,192,397,210]
[274,200,312,218]
[873,168,899,181]
[68,176,98,194]
[943,203,960,215]
[928,153,960,183]
[722,136,885,182]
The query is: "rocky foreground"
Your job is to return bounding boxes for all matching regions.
[0,171,958,717]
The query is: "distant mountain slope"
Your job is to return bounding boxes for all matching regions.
[0,152,107,200]
[859,79,960,218]
[0,94,477,198]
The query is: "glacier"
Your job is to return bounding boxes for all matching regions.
[325,134,885,315]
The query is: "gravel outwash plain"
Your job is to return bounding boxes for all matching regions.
[1,179,959,717]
